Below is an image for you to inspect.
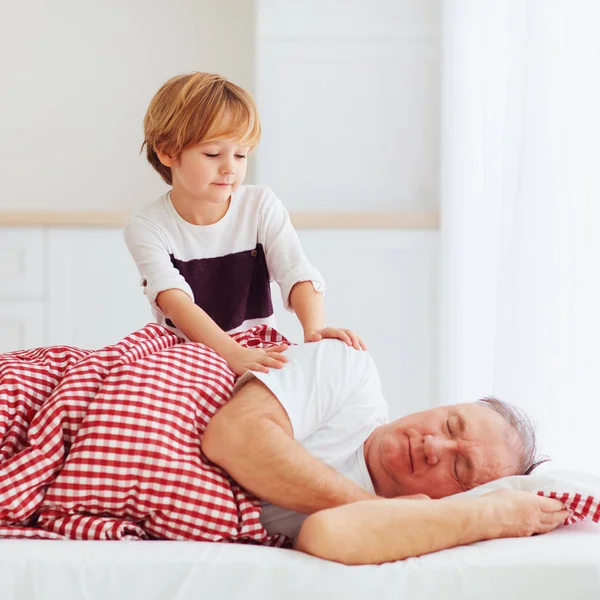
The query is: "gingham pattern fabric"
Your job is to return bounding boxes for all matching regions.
[0,323,288,545]
[538,491,600,525]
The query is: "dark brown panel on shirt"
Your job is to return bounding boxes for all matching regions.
[167,243,274,333]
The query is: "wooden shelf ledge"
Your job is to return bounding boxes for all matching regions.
[0,211,439,229]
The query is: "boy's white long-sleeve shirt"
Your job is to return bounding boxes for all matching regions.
[124,185,325,336]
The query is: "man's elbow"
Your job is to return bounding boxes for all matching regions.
[295,511,358,565]
[201,412,238,466]
[202,409,267,468]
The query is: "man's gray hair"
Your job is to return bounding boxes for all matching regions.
[477,397,548,475]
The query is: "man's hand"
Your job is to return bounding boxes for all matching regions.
[224,344,289,376]
[481,489,571,538]
[304,327,367,350]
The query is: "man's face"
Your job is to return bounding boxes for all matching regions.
[363,403,520,499]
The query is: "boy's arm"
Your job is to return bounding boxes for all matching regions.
[289,282,366,350]
[288,281,325,337]
[255,191,364,349]
[295,491,569,564]
[201,378,377,513]
[157,290,288,375]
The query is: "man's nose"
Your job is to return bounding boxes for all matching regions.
[423,434,455,466]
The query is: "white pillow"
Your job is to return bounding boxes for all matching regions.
[445,469,600,525]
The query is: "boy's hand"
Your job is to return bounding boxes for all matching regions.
[225,344,289,376]
[304,328,367,350]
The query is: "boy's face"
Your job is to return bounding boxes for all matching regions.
[160,137,250,205]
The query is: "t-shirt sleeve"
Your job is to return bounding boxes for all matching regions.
[257,188,326,311]
[235,340,377,441]
[123,217,194,315]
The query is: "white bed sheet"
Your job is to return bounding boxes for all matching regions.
[1,521,599,600]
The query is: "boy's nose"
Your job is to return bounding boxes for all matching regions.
[220,157,235,174]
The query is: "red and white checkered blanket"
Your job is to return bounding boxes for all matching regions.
[0,323,289,545]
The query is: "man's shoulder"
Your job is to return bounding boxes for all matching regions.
[288,340,383,401]
[286,338,374,366]
[317,339,378,372]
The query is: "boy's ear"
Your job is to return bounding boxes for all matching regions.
[156,149,175,167]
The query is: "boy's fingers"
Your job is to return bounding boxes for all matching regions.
[269,344,289,353]
[345,331,361,350]
[337,331,352,345]
[262,360,283,369]
[266,351,287,363]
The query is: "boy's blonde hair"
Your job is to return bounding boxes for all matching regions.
[142,72,261,185]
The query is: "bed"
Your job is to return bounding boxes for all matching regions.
[2,325,599,599]
[1,519,599,600]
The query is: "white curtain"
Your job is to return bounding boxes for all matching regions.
[439,0,600,473]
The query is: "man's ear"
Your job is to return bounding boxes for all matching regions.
[157,149,176,167]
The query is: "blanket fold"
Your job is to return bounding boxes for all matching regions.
[0,324,288,546]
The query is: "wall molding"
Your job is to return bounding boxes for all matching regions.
[0,211,439,229]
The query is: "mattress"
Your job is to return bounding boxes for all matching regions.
[1,520,599,600]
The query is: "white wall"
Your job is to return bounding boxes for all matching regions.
[0,0,256,212]
[255,0,441,212]
[255,0,441,414]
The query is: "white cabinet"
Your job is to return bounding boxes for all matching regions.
[0,301,45,352]
[46,228,152,348]
[0,228,45,299]
[0,227,152,351]
[0,228,46,351]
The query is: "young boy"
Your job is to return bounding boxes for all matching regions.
[124,72,365,376]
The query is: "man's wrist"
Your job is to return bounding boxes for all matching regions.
[470,497,500,540]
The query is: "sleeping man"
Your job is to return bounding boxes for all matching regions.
[202,339,570,564]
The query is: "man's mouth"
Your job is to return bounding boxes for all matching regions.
[407,437,414,473]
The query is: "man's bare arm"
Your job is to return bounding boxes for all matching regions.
[294,490,570,564]
[201,379,376,514]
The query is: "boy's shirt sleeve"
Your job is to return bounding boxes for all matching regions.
[123,217,194,315]
[257,188,326,311]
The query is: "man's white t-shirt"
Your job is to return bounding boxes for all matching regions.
[234,339,389,539]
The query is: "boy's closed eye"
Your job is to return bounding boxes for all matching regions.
[204,153,247,159]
